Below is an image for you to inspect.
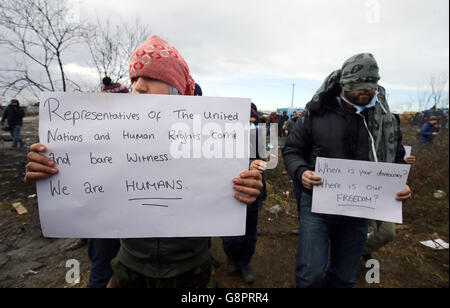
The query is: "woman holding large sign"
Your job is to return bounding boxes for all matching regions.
[25,35,263,288]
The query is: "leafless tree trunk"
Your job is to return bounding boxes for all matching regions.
[85,17,149,91]
[416,73,449,111]
[0,0,90,101]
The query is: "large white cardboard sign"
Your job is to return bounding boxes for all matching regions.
[37,92,250,238]
[312,157,410,223]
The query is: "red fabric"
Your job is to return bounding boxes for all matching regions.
[102,83,129,93]
[129,35,195,96]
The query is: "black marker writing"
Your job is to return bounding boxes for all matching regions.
[125,179,183,192]
[47,129,83,143]
[123,130,155,141]
[49,180,70,196]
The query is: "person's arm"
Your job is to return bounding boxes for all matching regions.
[396,185,412,201]
[420,123,434,136]
[393,115,407,164]
[233,170,263,204]
[404,156,416,165]
[250,160,267,173]
[18,106,25,118]
[282,109,315,187]
[1,107,7,125]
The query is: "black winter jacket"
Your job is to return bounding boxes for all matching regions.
[2,104,25,127]
[282,93,405,195]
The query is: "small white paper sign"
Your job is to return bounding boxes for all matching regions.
[37,92,250,238]
[312,157,410,223]
[404,146,412,159]
[420,239,449,250]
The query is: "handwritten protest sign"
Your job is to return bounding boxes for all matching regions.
[37,92,250,238]
[312,157,410,223]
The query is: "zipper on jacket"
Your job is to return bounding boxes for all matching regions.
[338,95,379,162]
[356,112,378,162]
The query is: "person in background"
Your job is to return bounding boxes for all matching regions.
[279,111,289,138]
[419,116,439,145]
[194,83,202,96]
[102,77,129,93]
[284,111,298,136]
[1,99,25,148]
[222,103,267,284]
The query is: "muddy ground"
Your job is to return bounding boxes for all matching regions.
[0,115,448,288]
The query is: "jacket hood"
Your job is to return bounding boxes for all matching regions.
[306,70,343,114]
[306,70,389,116]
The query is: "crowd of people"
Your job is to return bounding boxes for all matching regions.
[12,34,442,288]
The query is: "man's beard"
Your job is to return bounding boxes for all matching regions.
[343,90,374,106]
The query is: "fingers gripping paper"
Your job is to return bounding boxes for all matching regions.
[312,157,410,223]
[37,93,250,238]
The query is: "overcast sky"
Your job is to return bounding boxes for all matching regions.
[11,0,450,111]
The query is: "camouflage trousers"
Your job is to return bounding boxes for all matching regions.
[110,258,215,288]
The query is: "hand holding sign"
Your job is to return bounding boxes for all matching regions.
[312,157,411,223]
[302,170,323,190]
[25,144,59,186]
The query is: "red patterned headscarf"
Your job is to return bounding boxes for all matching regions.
[129,35,195,95]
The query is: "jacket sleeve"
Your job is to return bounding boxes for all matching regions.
[394,120,407,164]
[19,107,25,118]
[1,108,8,124]
[282,109,313,182]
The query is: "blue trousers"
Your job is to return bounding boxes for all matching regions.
[222,202,259,268]
[295,193,368,288]
[10,125,23,147]
[87,239,121,288]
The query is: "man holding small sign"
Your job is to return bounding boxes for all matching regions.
[283,53,411,288]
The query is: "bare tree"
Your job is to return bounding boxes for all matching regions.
[416,73,449,111]
[0,0,90,101]
[85,17,149,91]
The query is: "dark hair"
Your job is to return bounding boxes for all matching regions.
[194,83,202,96]
[102,77,112,86]
[10,99,19,105]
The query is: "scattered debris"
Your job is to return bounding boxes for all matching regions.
[27,194,37,199]
[59,238,87,252]
[285,211,296,218]
[21,270,38,278]
[420,239,449,250]
[12,202,28,215]
[290,229,299,235]
[267,204,282,216]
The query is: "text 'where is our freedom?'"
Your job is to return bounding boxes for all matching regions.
[37,92,251,238]
[312,157,410,223]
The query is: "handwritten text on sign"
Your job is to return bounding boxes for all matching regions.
[312,157,410,223]
[37,92,250,238]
